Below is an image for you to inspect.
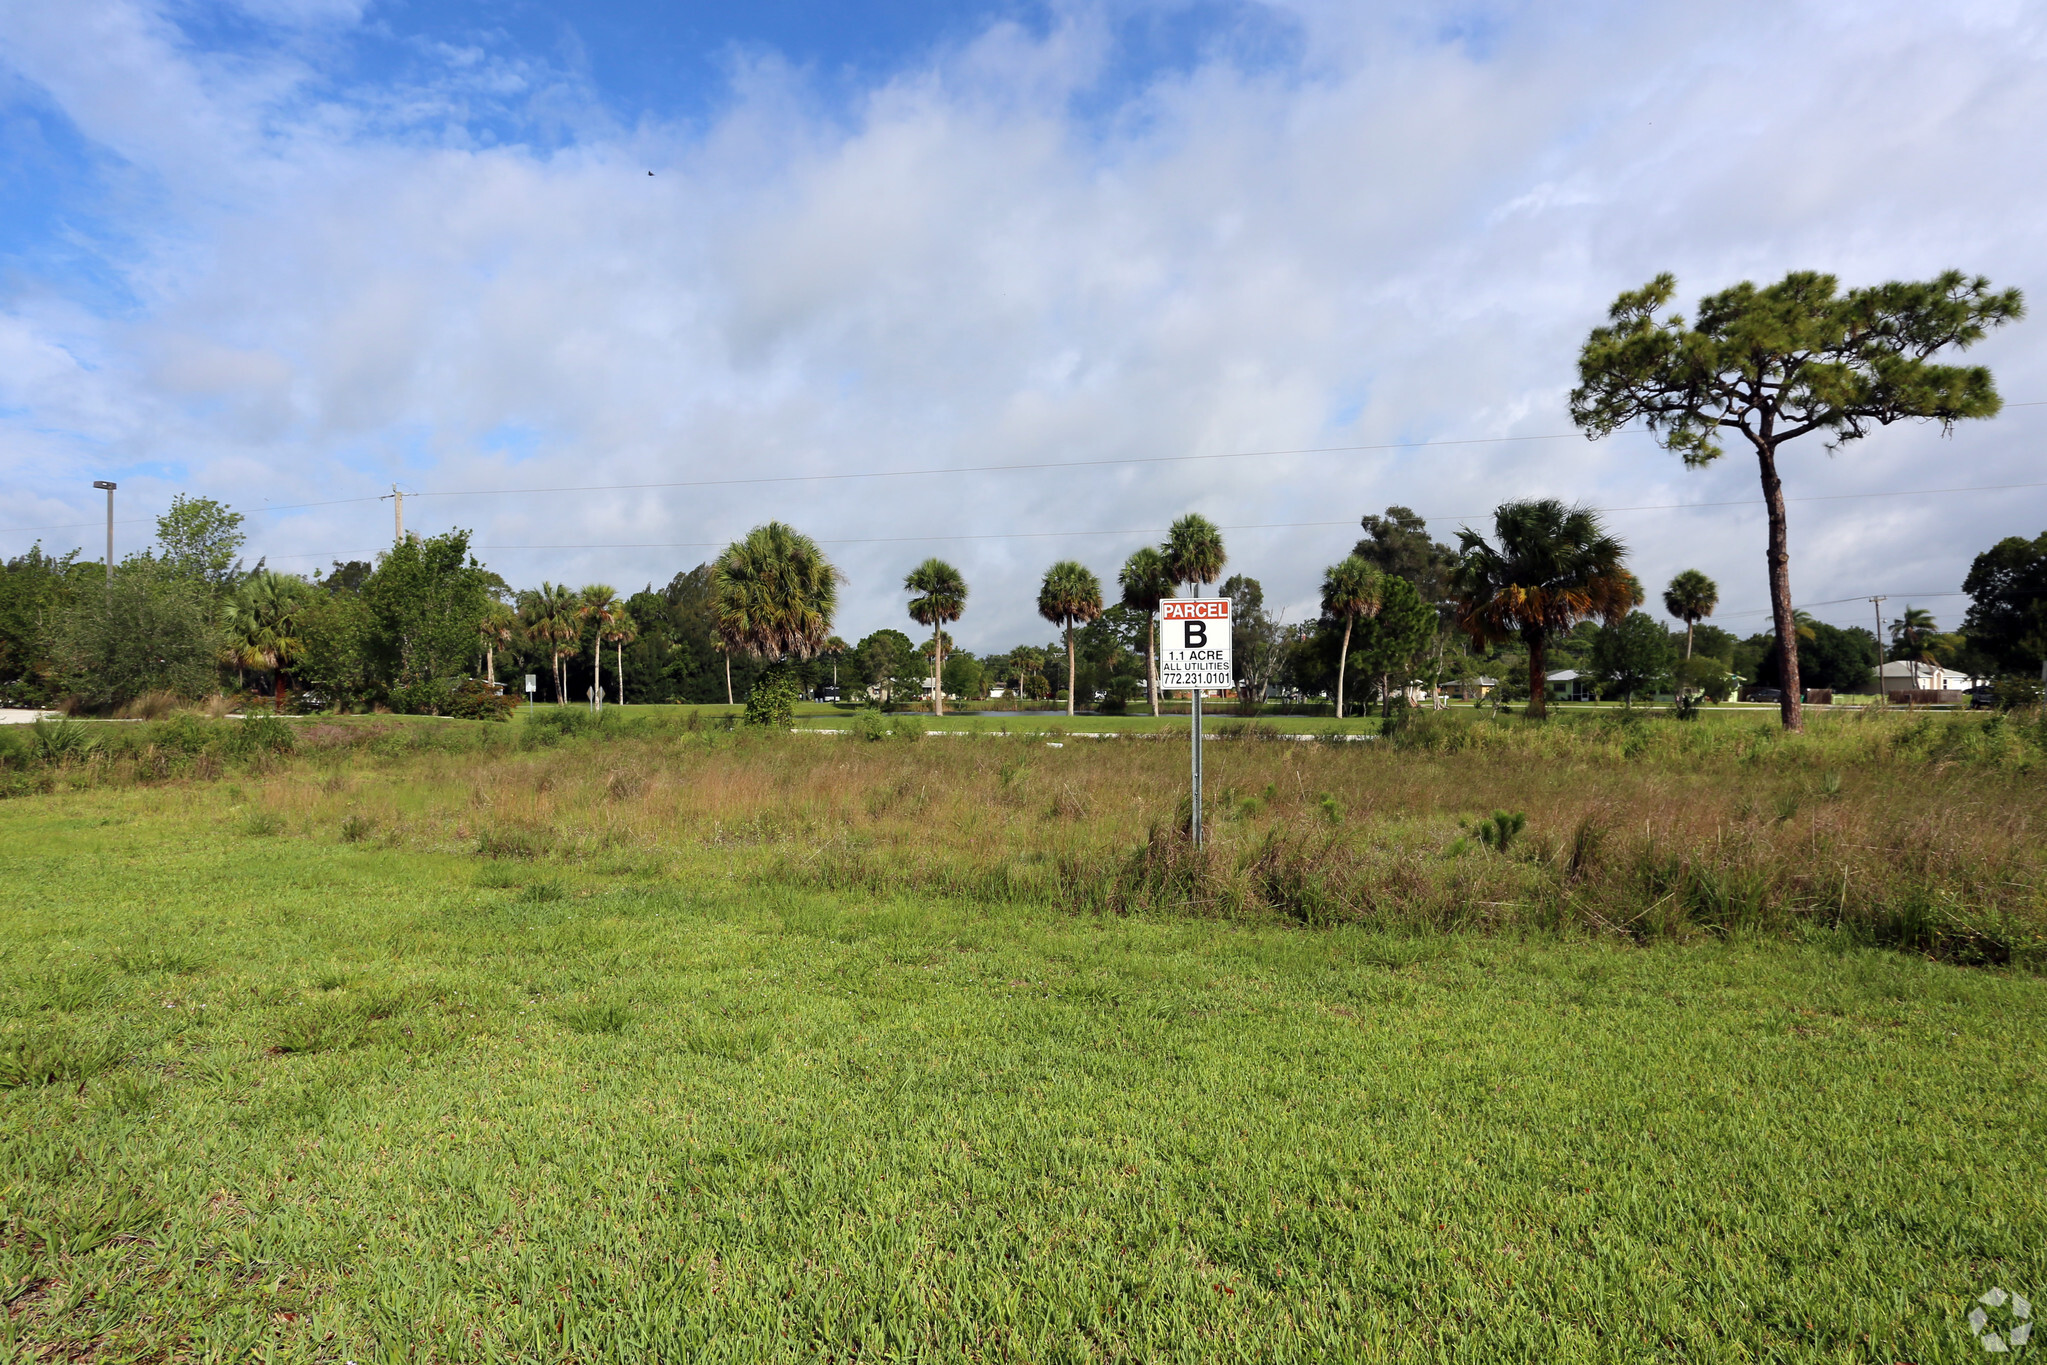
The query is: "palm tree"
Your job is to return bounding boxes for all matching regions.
[1891,605,1938,661]
[1164,514,1227,597]
[904,558,968,717]
[603,609,637,706]
[579,585,620,709]
[1320,556,1384,720]
[713,523,843,698]
[478,601,517,685]
[225,570,312,706]
[519,582,578,703]
[220,594,270,695]
[823,636,849,691]
[1037,560,1102,717]
[219,628,265,695]
[1661,570,1719,659]
[1451,499,1637,720]
[1118,547,1174,716]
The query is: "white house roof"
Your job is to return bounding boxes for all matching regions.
[1875,660,1989,689]
[1545,669,1585,681]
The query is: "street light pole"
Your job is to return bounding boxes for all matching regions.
[92,481,116,589]
[1867,595,1886,699]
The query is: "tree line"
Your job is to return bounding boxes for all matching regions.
[3,267,2040,724]
[8,483,2038,721]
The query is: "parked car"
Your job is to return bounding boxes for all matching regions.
[1970,684,1999,709]
[1744,687,1784,704]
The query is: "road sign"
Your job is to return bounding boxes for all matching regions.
[524,674,537,694]
[1159,597,1233,850]
[1158,598,1233,692]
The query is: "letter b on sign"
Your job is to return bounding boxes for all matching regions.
[1186,621,1207,649]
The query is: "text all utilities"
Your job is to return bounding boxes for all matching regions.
[1157,599,1234,692]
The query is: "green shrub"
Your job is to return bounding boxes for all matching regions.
[151,713,217,756]
[743,666,798,729]
[1471,810,1527,853]
[525,706,598,744]
[386,678,457,716]
[850,709,889,742]
[1994,675,2044,710]
[51,565,220,710]
[225,714,295,757]
[448,678,518,722]
[28,718,96,765]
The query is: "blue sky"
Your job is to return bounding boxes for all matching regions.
[323,0,1303,122]
[2,0,2043,649]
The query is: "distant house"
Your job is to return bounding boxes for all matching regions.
[1545,669,1597,703]
[1873,660,1987,696]
[1456,676,1499,700]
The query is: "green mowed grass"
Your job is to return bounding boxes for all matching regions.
[3,787,2043,1362]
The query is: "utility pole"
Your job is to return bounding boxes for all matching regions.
[382,484,405,544]
[1867,596,1887,700]
[92,481,116,591]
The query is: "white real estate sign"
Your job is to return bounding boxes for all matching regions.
[1158,599,1233,692]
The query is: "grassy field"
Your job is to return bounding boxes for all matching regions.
[4,708,2046,1360]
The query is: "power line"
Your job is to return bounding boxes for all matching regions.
[24,470,2047,560]
[0,493,388,536]
[293,474,2047,553]
[1715,590,1967,621]
[8,398,2047,536]
[408,430,1615,500]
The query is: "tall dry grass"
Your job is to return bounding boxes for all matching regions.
[187,706,2047,966]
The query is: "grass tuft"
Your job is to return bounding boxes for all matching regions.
[554,1000,634,1035]
[270,998,372,1054]
[0,1029,126,1088]
[238,809,284,836]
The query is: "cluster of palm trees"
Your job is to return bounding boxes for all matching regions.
[1313,500,1641,720]
[1037,514,1228,717]
[512,583,638,706]
[687,500,1734,723]
[688,515,1233,720]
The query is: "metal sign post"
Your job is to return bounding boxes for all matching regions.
[1158,598,1233,847]
[524,673,537,715]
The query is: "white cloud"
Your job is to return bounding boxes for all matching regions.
[1,0,2043,651]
